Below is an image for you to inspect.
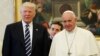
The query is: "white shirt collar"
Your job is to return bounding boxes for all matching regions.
[22,20,33,27]
[65,26,77,34]
[22,20,33,45]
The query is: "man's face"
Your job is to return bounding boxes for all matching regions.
[62,13,76,32]
[49,24,61,37]
[20,6,36,23]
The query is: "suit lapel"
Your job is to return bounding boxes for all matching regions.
[17,22,25,48]
[32,23,39,49]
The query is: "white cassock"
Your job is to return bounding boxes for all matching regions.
[49,26,100,56]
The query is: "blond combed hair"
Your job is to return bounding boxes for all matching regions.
[21,2,36,10]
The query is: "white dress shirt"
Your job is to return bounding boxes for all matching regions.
[22,20,33,45]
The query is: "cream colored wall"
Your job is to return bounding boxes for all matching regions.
[97,41,100,48]
[0,0,14,42]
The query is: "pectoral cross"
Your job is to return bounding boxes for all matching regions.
[68,52,71,56]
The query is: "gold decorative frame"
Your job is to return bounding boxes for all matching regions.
[14,0,22,22]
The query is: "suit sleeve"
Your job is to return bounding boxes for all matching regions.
[2,25,11,56]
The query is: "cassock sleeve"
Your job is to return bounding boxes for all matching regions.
[49,36,57,56]
[88,32,100,56]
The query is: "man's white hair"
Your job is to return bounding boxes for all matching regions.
[20,2,36,10]
[62,10,76,18]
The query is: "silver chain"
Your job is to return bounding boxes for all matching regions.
[65,29,77,56]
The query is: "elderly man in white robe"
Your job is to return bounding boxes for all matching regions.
[49,10,100,56]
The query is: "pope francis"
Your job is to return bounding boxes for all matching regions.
[49,10,100,56]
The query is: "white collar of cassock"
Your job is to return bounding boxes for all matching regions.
[65,26,77,34]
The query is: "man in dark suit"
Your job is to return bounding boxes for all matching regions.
[2,2,49,56]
